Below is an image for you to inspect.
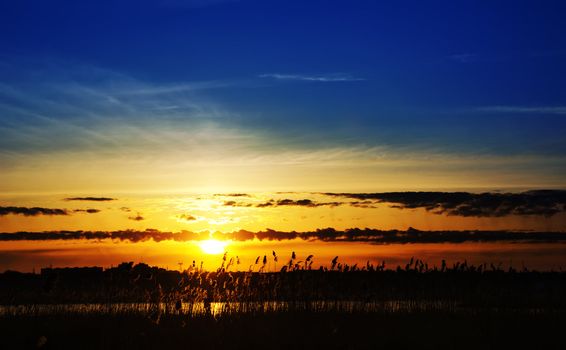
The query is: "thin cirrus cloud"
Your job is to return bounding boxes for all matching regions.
[447,53,479,63]
[258,73,364,82]
[159,0,240,8]
[1,60,566,192]
[0,61,243,157]
[0,61,280,189]
[476,106,566,115]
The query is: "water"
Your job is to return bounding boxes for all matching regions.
[2,300,551,317]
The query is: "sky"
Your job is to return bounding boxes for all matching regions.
[1,1,566,271]
[1,0,566,193]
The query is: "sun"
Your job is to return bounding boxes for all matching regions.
[198,239,229,255]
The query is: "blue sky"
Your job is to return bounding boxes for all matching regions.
[1,0,566,192]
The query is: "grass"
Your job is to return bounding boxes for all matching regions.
[1,256,565,349]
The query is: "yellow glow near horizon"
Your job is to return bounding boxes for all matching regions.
[198,239,229,255]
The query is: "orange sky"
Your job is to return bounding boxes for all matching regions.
[2,238,565,273]
[1,192,565,233]
[1,192,566,272]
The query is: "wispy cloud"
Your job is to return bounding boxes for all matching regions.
[448,50,566,64]
[0,61,257,161]
[65,197,116,202]
[1,59,565,193]
[113,80,235,96]
[160,0,240,9]
[259,73,364,82]
[447,53,478,63]
[476,106,566,115]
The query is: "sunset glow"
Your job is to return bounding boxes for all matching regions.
[2,2,566,348]
[0,0,564,274]
[198,239,229,255]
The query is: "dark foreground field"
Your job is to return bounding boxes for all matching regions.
[2,309,565,350]
[1,260,565,349]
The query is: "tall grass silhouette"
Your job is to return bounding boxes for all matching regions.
[1,253,565,349]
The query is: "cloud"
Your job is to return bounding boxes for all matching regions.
[178,214,197,221]
[349,201,378,209]
[259,73,364,82]
[214,193,250,197]
[223,201,253,207]
[223,199,345,208]
[321,190,566,217]
[159,0,240,9]
[73,209,101,214]
[447,53,478,63]
[0,206,104,216]
[0,60,248,160]
[0,206,68,216]
[476,106,566,115]
[65,197,116,202]
[2,59,566,193]
[261,199,344,208]
[0,228,565,244]
[128,213,145,221]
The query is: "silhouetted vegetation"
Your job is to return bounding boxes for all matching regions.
[1,255,565,349]
[1,257,566,308]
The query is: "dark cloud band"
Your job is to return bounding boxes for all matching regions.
[1,228,565,244]
[0,207,103,217]
[321,190,566,217]
[64,197,116,202]
[224,199,345,208]
[214,193,250,197]
[73,209,101,214]
[0,207,68,216]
